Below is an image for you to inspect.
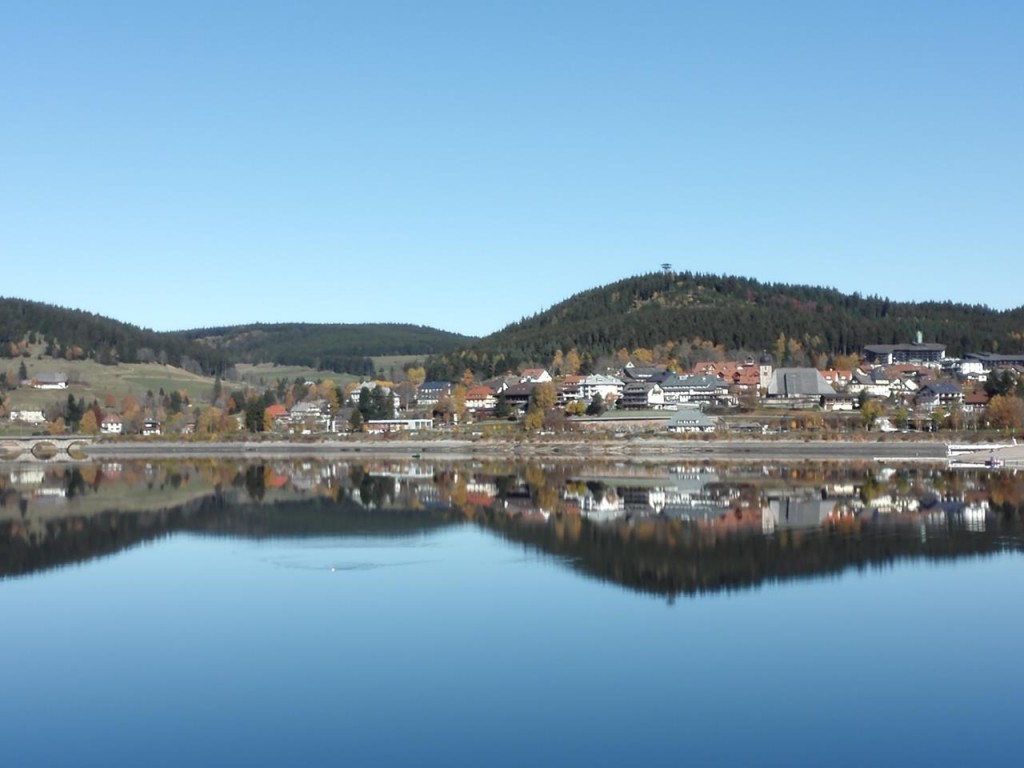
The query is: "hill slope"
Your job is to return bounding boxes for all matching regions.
[177,323,474,375]
[427,272,1024,378]
[0,297,230,374]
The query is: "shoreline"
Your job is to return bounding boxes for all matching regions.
[4,434,1020,465]
[75,436,956,463]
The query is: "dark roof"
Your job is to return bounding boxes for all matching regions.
[622,365,670,382]
[863,343,945,354]
[502,382,539,397]
[919,382,962,395]
[767,368,836,397]
[965,353,1024,365]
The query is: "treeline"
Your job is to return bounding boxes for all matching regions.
[176,322,473,374]
[426,272,1024,378]
[0,297,231,375]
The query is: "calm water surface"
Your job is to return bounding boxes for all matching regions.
[2,458,1022,766]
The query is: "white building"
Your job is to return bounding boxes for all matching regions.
[10,409,46,424]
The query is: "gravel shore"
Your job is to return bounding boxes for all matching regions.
[76,436,972,463]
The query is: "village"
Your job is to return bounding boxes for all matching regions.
[3,334,1023,440]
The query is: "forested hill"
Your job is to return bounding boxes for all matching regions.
[426,272,1024,379]
[0,297,230,374]
[177,323,474,375]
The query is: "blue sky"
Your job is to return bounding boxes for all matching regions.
[2,1,1021,337]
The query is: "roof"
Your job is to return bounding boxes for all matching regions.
[502,382,539,397]
[34,372,68,383]
[622,364,669,381]
[919,382,962,395]
[667,408,716,428]
[863,343,945,354]
[582,374,624,385]
[418,381,452,391]
[767,368,836,397]
[662,374,727,390]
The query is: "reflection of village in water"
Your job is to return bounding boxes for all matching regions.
[3,457,1022,595]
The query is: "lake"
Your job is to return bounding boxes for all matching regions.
[2,457,1022,766]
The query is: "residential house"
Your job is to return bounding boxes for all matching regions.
[416,381,452,406]
[964,352,1024,370]
[962,389,989,415]
[31,372,68,390]
[692,361,760,392]
[666,407,717,433]
[621,382,667,409]
[848,369,894,399]
[289,400,333,431]
[519,368,552,383]
[819,370,853,390]
[349,381,397,407]
[660,374,732,407]
[500,382,539,411]
[141,419,162,436]
[577,374,624,404]
[264,404,289,429]
[481,375,520,394]
[916,382,963,411]
[365,418,434,434]
[464,385,497,413]
[557,375,584,402]
[100,414,123,435]
[9,409,46,424]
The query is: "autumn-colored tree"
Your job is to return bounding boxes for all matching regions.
[452,384,467,424]
[860,400,884,430]
[832,353,861,372]
[103,392,117,408]
[531,382,557,410]
[774,334,787,366]
[47,417,65,435]
[405,366,426,387]
[985,395,1024,433]
[318,380,339,413]
[523,407,544,431]
[565,400,586,416]
[196,406,226,436]
[551,349,564,373]
[632,347,654,365]
[564,348,581,376]
[79,410,99,435]
[460,369,475,387]
[122,394,140,421]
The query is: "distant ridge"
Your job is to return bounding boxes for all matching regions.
[0,299,472,377]
[176,322,474,375]
[426,271,1024,378]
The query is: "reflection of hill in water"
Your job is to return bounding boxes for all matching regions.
[0,493,454,579]
[481,508,1024,598]
[4,490,1023,597]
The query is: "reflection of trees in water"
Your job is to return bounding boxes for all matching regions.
[2,461,1023,596]
[475,508,1024,599]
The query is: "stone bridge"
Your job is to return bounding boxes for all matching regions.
[0,436,96,462]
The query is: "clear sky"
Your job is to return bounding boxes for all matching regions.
[2,1,1021,337]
